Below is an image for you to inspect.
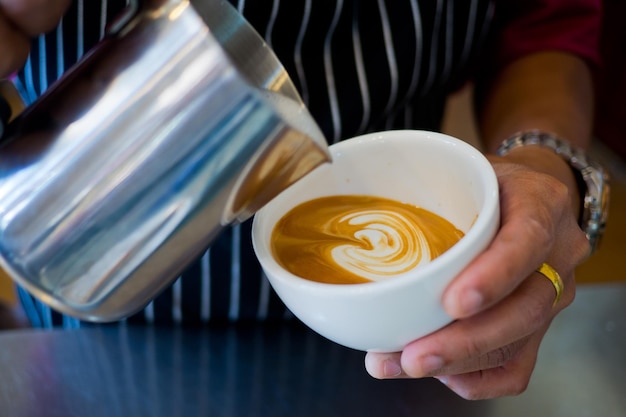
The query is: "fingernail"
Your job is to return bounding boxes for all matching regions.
[460,289,483,316]
[434,375,448,385]
[383,359,403,378]
[421,355,444,375]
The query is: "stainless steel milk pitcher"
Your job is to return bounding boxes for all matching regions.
[0,0,330,321]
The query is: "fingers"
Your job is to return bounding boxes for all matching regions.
[366,157,590,400]
[433,330,544,400]
[364,352,406,378]
[417,272,555,370]
[0,0,72,35]
[442,162,587,319]
[0,11,30,77]
[365,270,563,398]
[367,346,540,400]
[0,0,71,77]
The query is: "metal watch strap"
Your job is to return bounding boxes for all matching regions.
[496,130,610,254]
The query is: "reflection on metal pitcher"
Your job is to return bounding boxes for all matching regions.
[0,0,330,321]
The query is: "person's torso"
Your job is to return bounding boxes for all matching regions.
[15,0,495,328]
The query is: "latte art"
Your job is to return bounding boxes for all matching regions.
[331,210,431,281]
[271,195,464,284]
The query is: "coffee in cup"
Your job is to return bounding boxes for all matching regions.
[271,194,464,284]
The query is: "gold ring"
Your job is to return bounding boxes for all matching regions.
[536,263,564,306]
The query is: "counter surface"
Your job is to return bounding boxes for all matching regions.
[0,284,624,416]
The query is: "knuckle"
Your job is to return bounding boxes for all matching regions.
[490,345,516,366]
[545,176,571,208]
[518,284,553,332]
[456,388,484,401]
[461,337,489,362]
[564,282,576,305]
[506,376,531,396]
[524,215,553,251]
[571,228,592,261]
[453,374,531,400]
[558,276,576,308]
[523,292,550,326]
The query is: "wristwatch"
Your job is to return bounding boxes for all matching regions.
[496,130,610,254]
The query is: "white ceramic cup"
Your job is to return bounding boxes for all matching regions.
[252,130,500,352]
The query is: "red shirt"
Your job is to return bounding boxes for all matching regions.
[494,0,602,70]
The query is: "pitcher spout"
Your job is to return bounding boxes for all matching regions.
[226,94,331,224]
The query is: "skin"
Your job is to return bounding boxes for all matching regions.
[365,51,593,399]
[1,2,594,400]
[0,0,72,78]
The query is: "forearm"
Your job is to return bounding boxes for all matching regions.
[476,51,595,217]
[479,51,594,151]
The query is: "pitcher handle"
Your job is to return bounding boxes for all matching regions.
[106,0,141,34]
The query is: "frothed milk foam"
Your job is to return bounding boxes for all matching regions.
[271,195,464,284]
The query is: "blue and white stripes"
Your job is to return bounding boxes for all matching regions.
[15,0,494,328]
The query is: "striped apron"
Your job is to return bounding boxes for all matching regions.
[15,0,495,328]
